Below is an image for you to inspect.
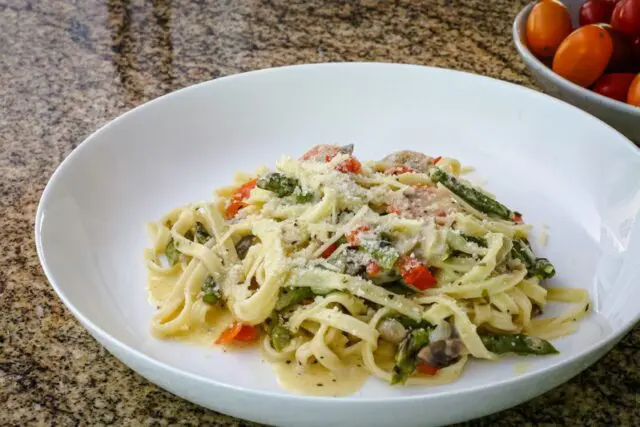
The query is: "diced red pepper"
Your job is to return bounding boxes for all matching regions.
[513,212,523,223]
[234,178,258,199]
[366,261,381,277]
[234,324,258,341]
[416,361,440,376]
[335,156,362,174]
[432,156,442,165]
[224,178,257,219]
[321,242,338,259]
[397,255,437,290]
[224,200,244,219]
[215,323,258,345]
[346,225,370,247]
[385,165,415,175]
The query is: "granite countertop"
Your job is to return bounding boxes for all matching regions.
[1,0,638,425]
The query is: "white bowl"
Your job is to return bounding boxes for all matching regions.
[513,0,640,143]
[35,63,640,427]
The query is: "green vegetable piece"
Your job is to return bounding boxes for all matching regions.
[480,334,558,355]
[165,239,179,265]
[461,234,487,247]
[270,324,293,352]
[385,313,432,331]
[391,328,432,385]
[202,276,221,305]
[431,169,514,220]
[360,239,400,270]
[292,186,314,203]
[511,239,555,279]
[384,280,417,296]
[533,257,555,279]
[195,222,211,245]
[275,287,316,311]
[257,172,299,197]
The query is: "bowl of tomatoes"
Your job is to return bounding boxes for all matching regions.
[514,0,640,143]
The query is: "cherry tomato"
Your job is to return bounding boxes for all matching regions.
[592,73,637,101]
[611,0,640,39]
[579,0,617,26]
[632,36,640,71]
[628,74,640,105]
[553,25,614,87]
[603,25,634,71]
[526,0,573,58]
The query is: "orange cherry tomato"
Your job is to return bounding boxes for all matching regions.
[628,74,640,106]
[552,25,613,87]
[526,0,573,58]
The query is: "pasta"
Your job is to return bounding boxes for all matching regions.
[144,144,590,396]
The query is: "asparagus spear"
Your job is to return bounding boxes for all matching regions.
[264,314,293,352]
[391,328,432,384]
[361,240,400,270]
[431,169,515,220]
[165,239,179,265]
[384,280,417,296]
[511,239,555,279]
[257,172,299,196]
[257,172,314,202]
[202,276,222,305]
[385,313,432,331]
[275,287,316,311]
[461,234,487,247]
[195,222,211,244]
[292,186,314,203]
[480,334,558,355]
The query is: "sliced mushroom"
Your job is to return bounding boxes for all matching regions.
[417,338,466,368]
[381,150,433,173]
[428,321,452,343]
[377,318,408,344]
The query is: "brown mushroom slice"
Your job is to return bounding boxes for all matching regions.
[417,339,467,368]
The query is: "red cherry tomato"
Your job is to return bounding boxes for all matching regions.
[603,25,634,71]
[632,36,640,71]
[592,73,637,101]
[611,0,640,39]
[526,0,573,58]
[628,74,640,105]
[579,0,617,26]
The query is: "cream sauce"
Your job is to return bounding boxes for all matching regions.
[271,357,369,397]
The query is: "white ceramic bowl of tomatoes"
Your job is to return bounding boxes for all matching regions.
[514,0,640,143]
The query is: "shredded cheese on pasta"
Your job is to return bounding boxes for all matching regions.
[145,146,589,395]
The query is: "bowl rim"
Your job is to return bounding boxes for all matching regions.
[34,62,640,404]
[513,1,640,116]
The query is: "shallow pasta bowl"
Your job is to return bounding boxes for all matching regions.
[35,63,640,427]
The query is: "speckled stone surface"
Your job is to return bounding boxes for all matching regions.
[1,0,638,425]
